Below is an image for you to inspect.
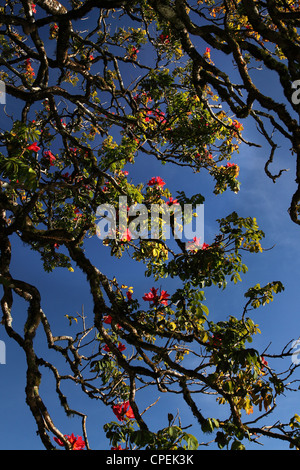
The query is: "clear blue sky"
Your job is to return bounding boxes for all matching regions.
[1,7,300,451]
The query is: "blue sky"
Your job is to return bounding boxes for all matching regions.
[1,120,299,450]
[1,5,300,451]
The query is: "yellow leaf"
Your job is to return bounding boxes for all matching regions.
[294,414,300,423]
[202,331,209,343]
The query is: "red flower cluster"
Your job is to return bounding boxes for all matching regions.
[226,162,239,178]
[232,120,243,131]
[74,207,82,221]
[54,433,85,450]
[112,401,135,421]
[131,46,139,55]
[143,287,170,306]
[210,333,222,348]
[159,33,170,44]
[204,47,211,58]
[24,58,35,79]
[147,176,165,188]
[145,108,166,124]
[103,342,126,353]
[127,46,139,60]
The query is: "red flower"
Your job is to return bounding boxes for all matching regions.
[147,176,166,188]
[103,315,112,324]
[111,445,124,450]
[103,342,126,353]
[112,401,135,421]
[143,287,170,306]
[31,3,36,13]
[130,46,139,56]
[43,150,56,165]
[166,197,178,206]
[24,58,35,78]
[68,433,85,450]
[121,229,132,242]
[27,142,40,152]
[204,47,211,58]
[211,333,222,348]
[103,314,121,329]
[187,237,202,252]
[159,34,170,44]
[261,356,268,371]
[226,162,239,177]
[143,287,158,303]
[159,290,170,306]
[62,172,71,181]
[126,290,133,301]
[201,243,210,250]
[232,120,243,131]
[54,433,85,450]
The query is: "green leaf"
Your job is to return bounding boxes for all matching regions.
[231,439,245,450]
[185,434,199,450]
[168,426,180,440]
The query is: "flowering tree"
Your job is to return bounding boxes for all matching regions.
[0,0,300,451]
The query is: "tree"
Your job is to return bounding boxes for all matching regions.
[148,0,300,225]
[0,0,299,451]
